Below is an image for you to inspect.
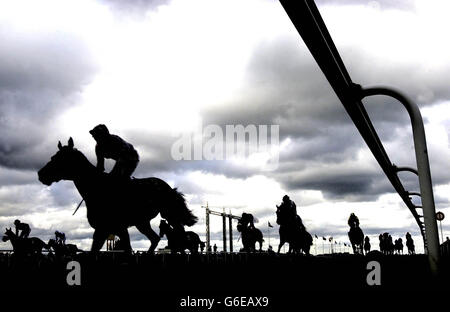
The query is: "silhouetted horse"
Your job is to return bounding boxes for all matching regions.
[47,239,81,257]
[38,138,197,253]
[236,219,264,252]
[379,232,394,255]
[364,236,371,255]
[276,207,312,255]
[159,219,203,254]
[348,224,364,255]
[2,228,47,255]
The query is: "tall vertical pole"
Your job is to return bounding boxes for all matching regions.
[206,203,210,253]
[229,216,233,253]
[222,212,227,253]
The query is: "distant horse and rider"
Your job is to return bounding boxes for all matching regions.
[394,238,404,255]
[347,213,364,255]
[2,227,47,255]
[276,195,312,255]
[237,213,264,252]
[159,219,204,254]
[379,233,393,255]
[47,231,81,257]
[38,129,198,253]
[406,232,415,255]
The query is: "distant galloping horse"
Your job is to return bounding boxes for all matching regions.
[159,219,203,254]
[348,224,364,255]
[2,228,47,255]
[276,207,312,255]
[38,138,197,253]
[47,239,81,257]
[237,215,264,252]
[394,238,404,255]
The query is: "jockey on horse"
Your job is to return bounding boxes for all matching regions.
[240,213,255,229]
[89,125,191,236]
[348,213,359,229]
[14,219,31,239]
[347,213,364,254]
[276,195,311,254]
[238,213,264,252]
[277,195,304,230]
[90,124,139,181]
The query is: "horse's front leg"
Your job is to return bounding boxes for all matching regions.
[91,229,109,252]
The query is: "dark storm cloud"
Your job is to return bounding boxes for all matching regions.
[127,130,267,180]
[199,30,450,200]
[119,29,450,203]
[0,184,46,217]
[0,168,36,186]
[0,27,97,170]
[275,163,394,200]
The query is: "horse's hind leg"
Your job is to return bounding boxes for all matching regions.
[136,222,160,253]
[91,229,109,252]
[277,240,285,253]
[117,228,132,253]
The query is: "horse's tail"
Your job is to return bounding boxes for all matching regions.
[171,188,198,226]
[307,232,313,246]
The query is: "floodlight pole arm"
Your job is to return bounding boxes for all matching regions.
[355,85,440,273]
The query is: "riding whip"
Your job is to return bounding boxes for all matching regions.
[72,199,84,216]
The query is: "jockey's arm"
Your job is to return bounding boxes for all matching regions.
[95,145,105,172]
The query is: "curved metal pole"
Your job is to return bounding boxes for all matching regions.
[358,86,440,274]
[393,165,418,176]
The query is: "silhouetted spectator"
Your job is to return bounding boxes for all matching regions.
[213,244,217,253]
[89,124,139,180]
[14,220,30,239]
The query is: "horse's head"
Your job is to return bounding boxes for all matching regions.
[276,205,287,226]
[2,228,13,242]
[38,138,85,185]
[159,219,170,238]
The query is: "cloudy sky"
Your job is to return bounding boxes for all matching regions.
[1,0,449,253]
